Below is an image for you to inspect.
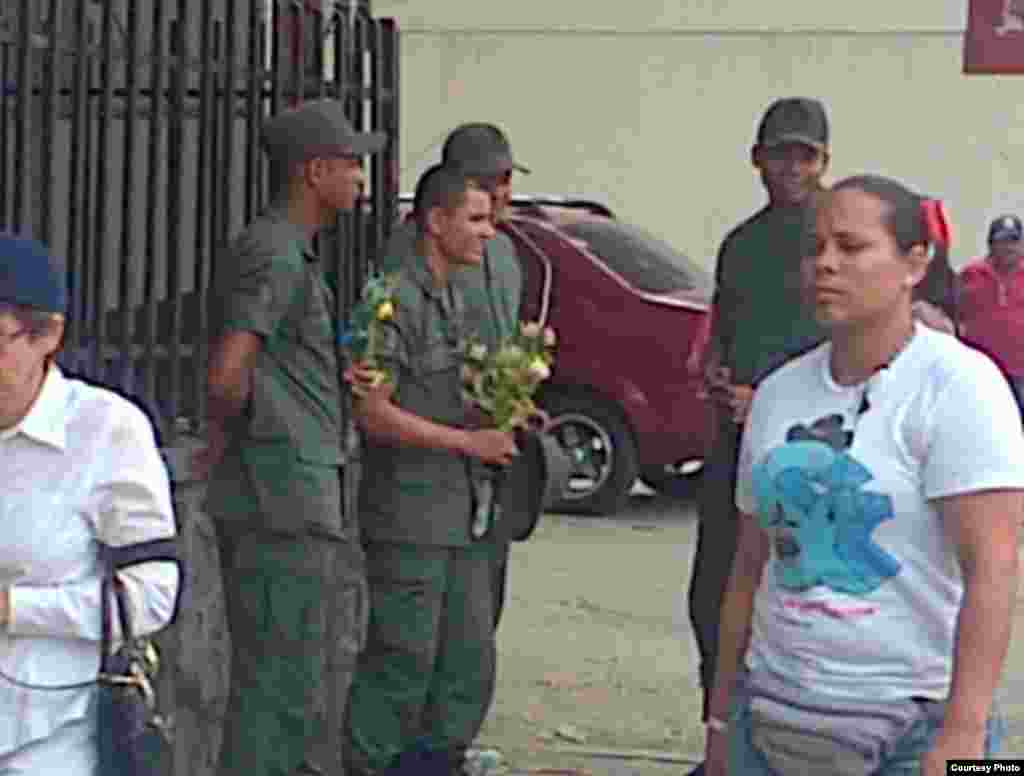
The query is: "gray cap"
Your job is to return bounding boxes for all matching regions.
[756,97,830,151]
[442,123,531,177]
[260,99,386,166]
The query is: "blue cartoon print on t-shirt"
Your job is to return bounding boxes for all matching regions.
[751,414,901,595]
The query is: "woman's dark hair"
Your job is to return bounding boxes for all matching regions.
[412,163,481,233]
[915,239,959,325]
[831,175,928,253]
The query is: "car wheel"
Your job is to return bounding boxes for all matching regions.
[541,391,639,516]
[639,461,704,499]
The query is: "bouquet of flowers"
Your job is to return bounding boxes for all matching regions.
[461,321,557,539]
[338,273,398,388]
[460,321,557,432]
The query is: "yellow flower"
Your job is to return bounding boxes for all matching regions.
[376,300,394,321]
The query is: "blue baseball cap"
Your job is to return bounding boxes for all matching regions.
[988,215,1023,244]
[0,235,67,314]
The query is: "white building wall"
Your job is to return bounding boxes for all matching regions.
[376,0,1024,268]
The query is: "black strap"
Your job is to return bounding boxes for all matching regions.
[100,539,181,667]
[99,539,180,571]
[0,539,181,692]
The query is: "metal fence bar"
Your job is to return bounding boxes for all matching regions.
[350,11,368,297]
[79,34,97,372]
[163,0,191,441]
[11,0,32,232]
[0,43,9,230]
[369,19,386,261]
[244,0,263,224]
[291,2,305,106]
[271,0,285,117]
[90,0,118,383]
[192,0,217,432]
[142,0,168,408]
[39,0,61,247]
[64,0,90,350]
[382,17,399,245]
[118,0,142,390]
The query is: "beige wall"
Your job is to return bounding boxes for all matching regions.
[376,1,1024,268]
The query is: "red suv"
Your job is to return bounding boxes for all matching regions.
[394,196,713,516]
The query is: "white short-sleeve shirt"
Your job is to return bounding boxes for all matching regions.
[0,368,178,754]
[736,324,1024,702]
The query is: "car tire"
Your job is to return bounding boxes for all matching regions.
[639,463,704,500]
[541,391,639,516]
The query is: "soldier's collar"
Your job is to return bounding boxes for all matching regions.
[264,205,319,262]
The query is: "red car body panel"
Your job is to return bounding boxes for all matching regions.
[500,215,713,470]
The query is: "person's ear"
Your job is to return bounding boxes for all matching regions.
[304,158,329,189]
[750,145,763,170]
[904,244,931,289]
[818,150,831,175]
[425,206,446,238]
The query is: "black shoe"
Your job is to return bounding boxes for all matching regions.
[686,763,705,776]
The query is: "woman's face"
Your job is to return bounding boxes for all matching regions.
[0,311,61,410]
[803,188,926,330]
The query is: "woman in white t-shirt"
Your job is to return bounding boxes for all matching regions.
[703,175,1024,776]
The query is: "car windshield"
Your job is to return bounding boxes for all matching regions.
[560,220,711,296]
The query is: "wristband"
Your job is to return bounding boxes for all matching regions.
[706,716,728,734]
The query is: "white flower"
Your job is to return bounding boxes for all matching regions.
[468,343,488,361]
[520,321,542,338]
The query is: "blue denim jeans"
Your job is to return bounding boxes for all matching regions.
[727,685,1005,776]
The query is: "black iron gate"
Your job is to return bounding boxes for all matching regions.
[0,0,400,445]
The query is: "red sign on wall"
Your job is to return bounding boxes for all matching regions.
[964,0,1024,74]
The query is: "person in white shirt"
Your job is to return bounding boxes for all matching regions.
[703,176,1024,776]
[0,234,179,774]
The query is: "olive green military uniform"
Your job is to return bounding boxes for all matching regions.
[344,251,499,775]
[379,220,522,629]
[689,202,825,720]
[205,208,366,776]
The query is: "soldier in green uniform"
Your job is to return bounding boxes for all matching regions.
[380,123,527,630]
[344,166,520,776]
[192,99,385,776]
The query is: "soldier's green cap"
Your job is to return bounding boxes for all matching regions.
[442,123,530,177]
[261,98,386,166]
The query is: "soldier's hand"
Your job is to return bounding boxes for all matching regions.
[192,422,228,480]
[463,429,519,466]
[345,362,394,403]
[727,384,755,425]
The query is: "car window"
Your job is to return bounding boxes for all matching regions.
[560,220,711,296]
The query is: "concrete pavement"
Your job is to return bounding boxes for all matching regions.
[482,485,1024,776]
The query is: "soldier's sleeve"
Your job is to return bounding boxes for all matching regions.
[493,232,523,327]
[375,317,410,394]
[218,235,303,338]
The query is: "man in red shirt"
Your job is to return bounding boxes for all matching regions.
[959,214,1024,412]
